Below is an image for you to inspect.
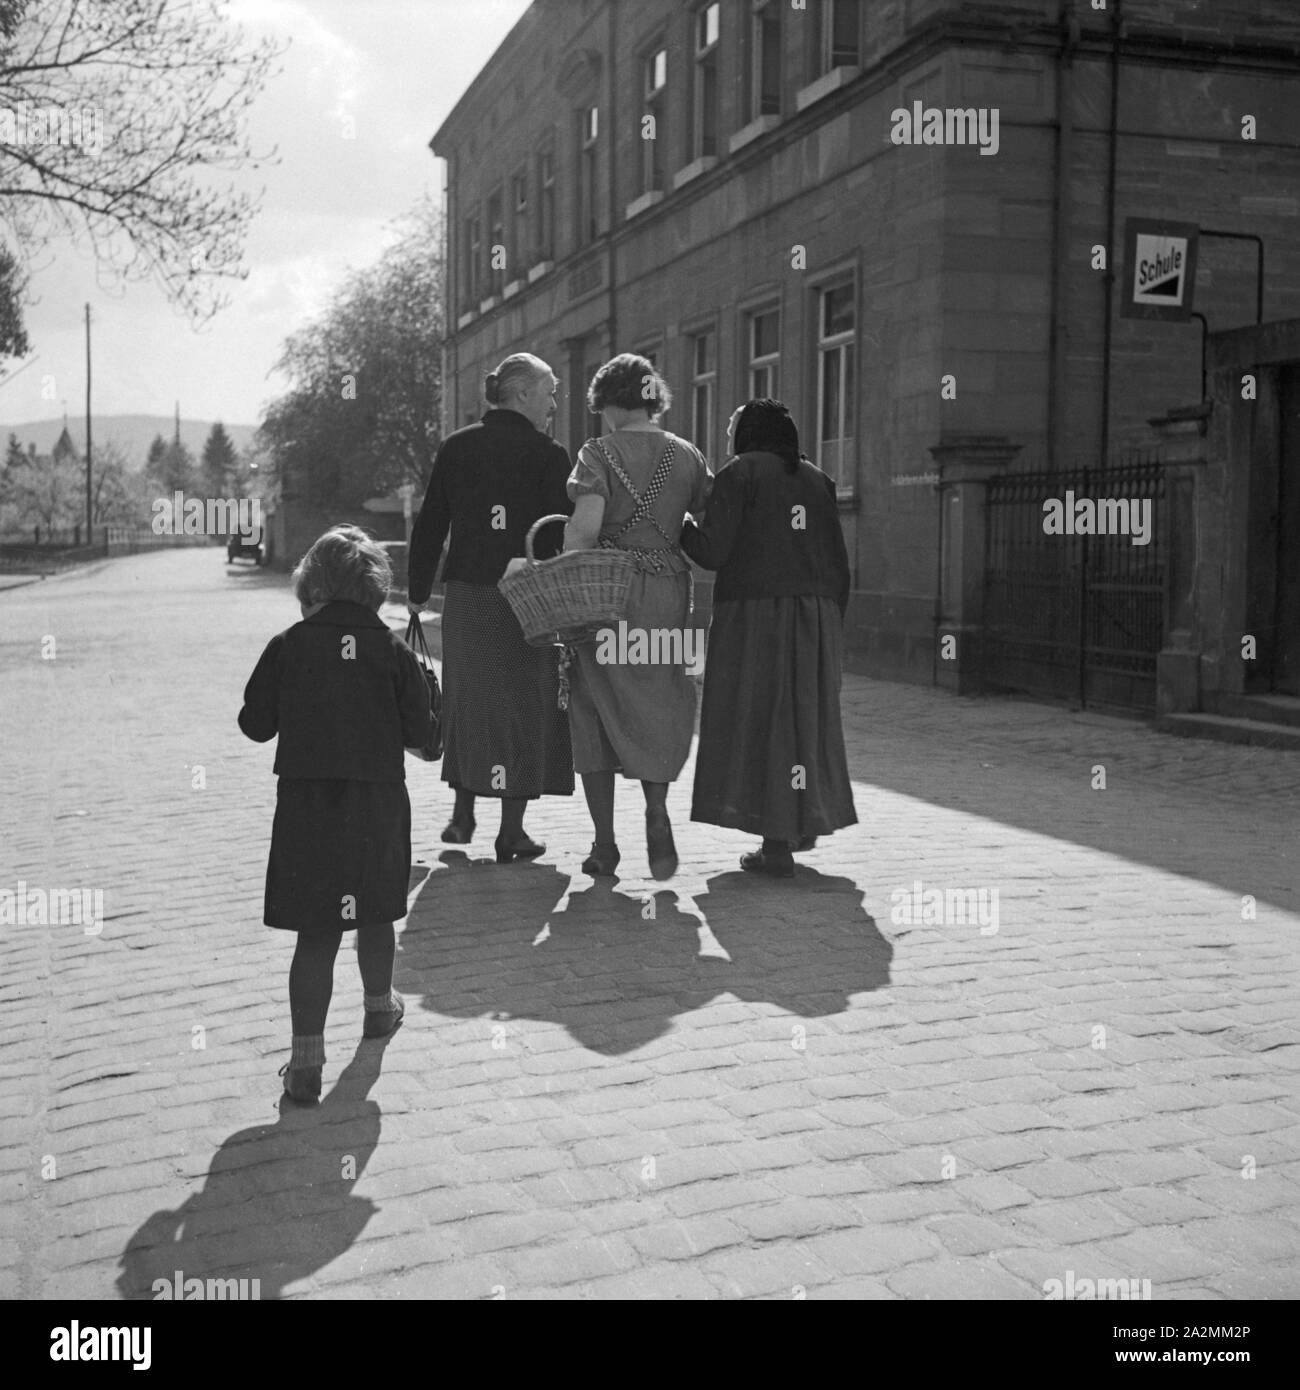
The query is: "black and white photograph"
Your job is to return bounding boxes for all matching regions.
[1,0,1297,1342]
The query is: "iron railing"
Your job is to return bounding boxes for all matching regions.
[983,450,1166,712]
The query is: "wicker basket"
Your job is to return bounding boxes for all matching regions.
[498,513,635,646]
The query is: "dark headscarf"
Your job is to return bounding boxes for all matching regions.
[733,398,801,474]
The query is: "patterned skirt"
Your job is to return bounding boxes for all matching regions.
[439,580,574,798]
[567,566,697,783]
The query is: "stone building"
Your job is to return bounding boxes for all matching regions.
[430,0,1300,719]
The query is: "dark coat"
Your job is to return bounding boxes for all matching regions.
[238,601,431,781]
[680,451,851,614]
[238,602,431,931]
[407,408,573,600]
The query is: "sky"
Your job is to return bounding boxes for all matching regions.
[0,0,532,433]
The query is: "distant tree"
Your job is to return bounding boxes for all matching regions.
[0,431,25,532]
[145,434,167,475]
[0,244,29,364]
[200,422,237,497]
[0,0,282,354]
[143,433,194,495]
[7,440,79,536]
[259,192,444,511]
[90,440,136,527]
[2,431,23,480]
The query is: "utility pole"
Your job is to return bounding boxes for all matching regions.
[84,303,93,543]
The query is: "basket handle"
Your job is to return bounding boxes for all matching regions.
[524,513,571,563]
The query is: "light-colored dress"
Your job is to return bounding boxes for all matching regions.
[566,422,710,782]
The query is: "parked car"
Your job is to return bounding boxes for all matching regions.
[226,532,263,565]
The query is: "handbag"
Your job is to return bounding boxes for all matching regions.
[404,613,444,760]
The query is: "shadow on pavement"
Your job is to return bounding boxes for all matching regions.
[398,855,889,1054]
[837,687,1300,916]
[115,1035,393,1301]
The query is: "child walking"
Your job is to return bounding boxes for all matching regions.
[238,524,432,1102]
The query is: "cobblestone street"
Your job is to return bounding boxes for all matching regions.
[2,549,1298,1299]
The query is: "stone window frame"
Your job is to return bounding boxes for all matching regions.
[743,0,782,125]
[810,264,859,496]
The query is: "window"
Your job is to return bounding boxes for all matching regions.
[816,281,856,489]
[746,306,780,400]
[486,187,504,294]
[816,0,859,74]
[744,0,782,122]
[536,145,555,259]
[641,46,667,194]
[689,328,717,460]
[465,214,482,306]
[577,104,599,244]
[690,4,720,160]
[510,170,528,276]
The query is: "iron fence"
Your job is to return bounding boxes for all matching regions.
[983,450,1166,712]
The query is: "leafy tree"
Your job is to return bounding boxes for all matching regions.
[90,440,137,526]
[0,431,26,531]
[0,244,29,362]
[0,0,282,355]
[2,431,23,481]
[143,432,194,495]
[259,193,444,511]
[200,421,237,497]
[7,439,79,536]
[144,434,167,475]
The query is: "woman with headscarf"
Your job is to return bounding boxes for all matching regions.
[680,398,857,876]
[406,352,574,861]
[562,353,710,880]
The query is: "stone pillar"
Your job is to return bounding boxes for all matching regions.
[1148,402,1211,715]
[930,435,1022,695]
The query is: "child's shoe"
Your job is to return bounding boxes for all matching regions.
[280,1034,325,1101]
[363,988,405,1038]
[279,1060,322,1103]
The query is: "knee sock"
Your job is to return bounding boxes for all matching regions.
[452,786,475,823]
[642,781,668,816]
[290,1034,325,1068]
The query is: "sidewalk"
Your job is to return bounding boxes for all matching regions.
[1,549,1298,1299]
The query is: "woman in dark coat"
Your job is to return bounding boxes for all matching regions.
[680,398,857,876]
[406,352,574,861]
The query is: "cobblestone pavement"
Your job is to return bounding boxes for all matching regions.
[2,549,1298,1300]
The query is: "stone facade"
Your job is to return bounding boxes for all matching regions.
[431,0,1300,685]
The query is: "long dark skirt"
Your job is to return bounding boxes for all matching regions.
[266,778,411,932]
[692,595,857,840]
[440,580,574,798]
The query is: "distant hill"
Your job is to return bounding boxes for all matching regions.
[0,416,259,471]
